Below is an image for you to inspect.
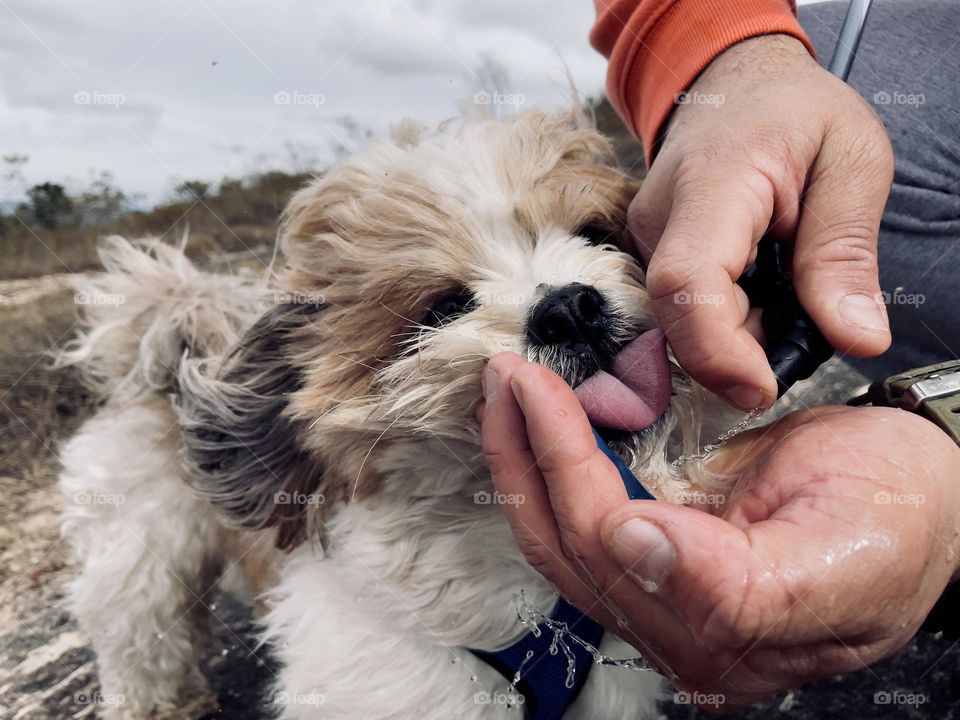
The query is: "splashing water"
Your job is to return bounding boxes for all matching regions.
[671,408,764,468]
[510,590,653,693]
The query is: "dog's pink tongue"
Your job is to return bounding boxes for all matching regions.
[574,329,672,431]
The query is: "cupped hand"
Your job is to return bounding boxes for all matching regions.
[629,35,894,410]
[480,352,960,711]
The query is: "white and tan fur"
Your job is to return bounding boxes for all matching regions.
[58,109,728,720]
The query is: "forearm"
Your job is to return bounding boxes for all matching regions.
[589,0,815,162]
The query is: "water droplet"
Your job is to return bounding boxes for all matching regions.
[672,408,763,468]
[511,590,654,681]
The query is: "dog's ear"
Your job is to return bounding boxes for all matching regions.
[178,300,326,550]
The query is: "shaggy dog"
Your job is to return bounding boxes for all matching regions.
[59,109,727,719]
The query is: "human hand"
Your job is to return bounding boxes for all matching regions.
[480,352,960,710]
[629,35,894,410]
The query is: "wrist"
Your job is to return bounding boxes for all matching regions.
[705,33,816,73]
[667,34,816,133]
[907,411,960,581]
[604,0,815,163]
[922,420,960,582]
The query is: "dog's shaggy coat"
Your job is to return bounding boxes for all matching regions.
[59,110,725,719]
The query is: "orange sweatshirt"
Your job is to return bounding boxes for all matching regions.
[590,0,815,163]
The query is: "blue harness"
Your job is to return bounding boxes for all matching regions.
[472,431,653,719]
[471,598,605,719]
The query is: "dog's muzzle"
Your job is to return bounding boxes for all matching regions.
[525,283,624,382]
[525,283,672,433]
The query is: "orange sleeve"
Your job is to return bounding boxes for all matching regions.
[590,0,816,164]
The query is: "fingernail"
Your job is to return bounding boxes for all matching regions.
[839,293,889,332]
[482,366,499,401]
[609,519,675,593]
[724,384,765,411]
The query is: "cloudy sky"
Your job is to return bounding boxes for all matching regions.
[0,0,622,206]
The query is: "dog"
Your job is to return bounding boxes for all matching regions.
[58,109,728,719]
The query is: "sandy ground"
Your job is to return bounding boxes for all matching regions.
[1,270,958,719]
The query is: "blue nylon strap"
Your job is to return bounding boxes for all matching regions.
[472,598,605,720]
[593,428,655,500]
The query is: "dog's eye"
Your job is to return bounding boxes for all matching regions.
[575,221,619,247]
[422,288,477,327]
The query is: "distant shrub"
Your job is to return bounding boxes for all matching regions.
[25,183,74,230]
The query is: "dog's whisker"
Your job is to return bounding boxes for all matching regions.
[350,413,403,501]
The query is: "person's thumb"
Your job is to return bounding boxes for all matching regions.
[638,166,778,409]
[600,501,817,653]
[792,121,894,357]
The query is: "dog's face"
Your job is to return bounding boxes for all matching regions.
[182,110,688,548]
[282,110,658,431]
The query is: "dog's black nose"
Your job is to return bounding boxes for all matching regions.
[527,283,608,353]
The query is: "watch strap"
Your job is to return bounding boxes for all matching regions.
[853,360,960,445]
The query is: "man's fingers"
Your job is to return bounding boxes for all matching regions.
[641,171,778,409]
[480,354,562,575]
[480,353,620,610]
[506,362,630,568]
[793,120,893,357]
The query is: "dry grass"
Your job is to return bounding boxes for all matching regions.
[0,170,314,280]
[0,288,93,480]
